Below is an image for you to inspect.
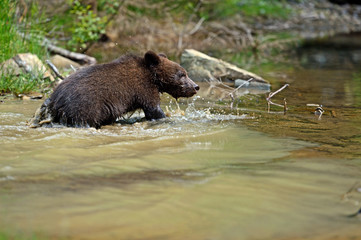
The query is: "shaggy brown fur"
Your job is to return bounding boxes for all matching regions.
[45,51,199,129]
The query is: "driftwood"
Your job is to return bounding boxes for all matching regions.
[17,32,96,65]
[42,38,96,65]
[266,84,289,113]
[181,49,270,90]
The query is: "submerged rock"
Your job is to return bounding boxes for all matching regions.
[180,49,270,90]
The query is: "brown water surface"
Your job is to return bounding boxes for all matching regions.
[1,35,361,239]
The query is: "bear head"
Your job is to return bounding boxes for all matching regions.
[144,51,199,99]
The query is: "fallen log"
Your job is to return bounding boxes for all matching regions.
[17,32,96,65]
[43,38,96,65]
[180,49,270,90]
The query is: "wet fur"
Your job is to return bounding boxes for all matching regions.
[44,51,198,129]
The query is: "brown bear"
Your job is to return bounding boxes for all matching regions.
[31,51,199,129]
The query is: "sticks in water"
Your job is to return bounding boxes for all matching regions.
[266,84,289,114]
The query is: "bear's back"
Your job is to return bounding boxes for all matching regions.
[48,54,155,128]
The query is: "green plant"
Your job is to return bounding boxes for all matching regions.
[67,0,106,52]
[98,0,123,15]
[0,0,47,62]
[238,0,292,19]
[0,69,52,95]
[67,0,123,52]
[0,0,50,94]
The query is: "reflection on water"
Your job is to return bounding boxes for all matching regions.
[0,99,360,240]
[1,35,361,239]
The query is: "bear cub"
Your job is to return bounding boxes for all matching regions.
[33,51,199,129]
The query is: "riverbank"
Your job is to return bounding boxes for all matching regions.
[2,0,361,96]
[86,0,361,63]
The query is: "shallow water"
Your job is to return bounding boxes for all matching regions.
[1,35,361,240]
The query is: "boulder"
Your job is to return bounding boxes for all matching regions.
[0,58,22,76]
[0,53,54,81]
[180,49,270,90]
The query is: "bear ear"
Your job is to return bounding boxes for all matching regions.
[145,51,161,66]
[159,53,167,59]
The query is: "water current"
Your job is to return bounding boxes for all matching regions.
[0,34,361,239]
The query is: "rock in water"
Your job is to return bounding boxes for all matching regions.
[180,49,270,90]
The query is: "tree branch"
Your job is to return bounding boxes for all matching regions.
[17,32,96,65]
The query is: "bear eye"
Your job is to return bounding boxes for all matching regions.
[178,72,186,78]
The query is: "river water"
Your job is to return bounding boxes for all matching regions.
[1,34,361,239]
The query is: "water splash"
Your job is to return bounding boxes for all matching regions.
[166,95,250,122]
[0,97,251,142]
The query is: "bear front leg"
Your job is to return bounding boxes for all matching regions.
[143,105,166,120]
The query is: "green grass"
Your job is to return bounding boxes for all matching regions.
[0,0,49,94]
[0,71,52,95]
[239,0,292,19]
[0,0,47,62]
[123,0,293,21]
[0,231,49,240]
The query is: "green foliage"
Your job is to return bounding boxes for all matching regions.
[0,69,52,95]
[67,0,106,51]
[238,0,292,19]
[98,0,122,15]
[45,0,293,54]
[66,0,122,51]
[0,0,50,94]
[0,0,47,62]
[124,0,292,21]
[199,0,242,20]
[200,0,292,19]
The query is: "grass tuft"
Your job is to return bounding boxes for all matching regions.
[0,0,49,94]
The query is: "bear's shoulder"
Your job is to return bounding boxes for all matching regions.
[111,54,143,65]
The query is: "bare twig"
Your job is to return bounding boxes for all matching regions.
[189,17,206,35]
[229,78,254,109]
[45,60,64,80]
[267,84,289,101]
[306,103,320,107]
[266,84,289,113]
[70,64,77,72]
[205,77,254,110]
[234,78,254,90]
[18,0,28,23]
[169,0,205,54]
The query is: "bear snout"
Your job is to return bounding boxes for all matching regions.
[194,84,200,91]
[185,79,199,96]
[187,77,200,92]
